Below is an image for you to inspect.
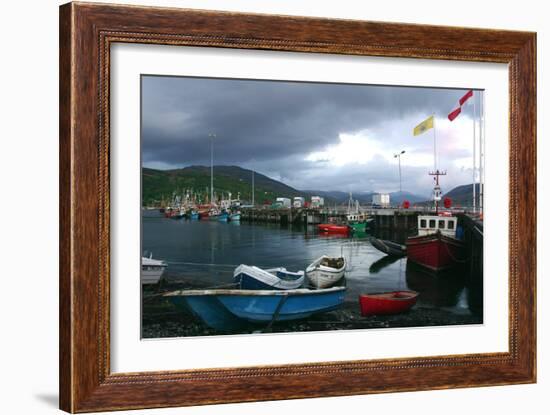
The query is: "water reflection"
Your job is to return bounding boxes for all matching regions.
[142,211,482,317]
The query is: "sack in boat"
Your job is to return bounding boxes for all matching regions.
[321,257,344,269]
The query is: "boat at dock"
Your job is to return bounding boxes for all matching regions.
[359,290,418,316]
[216,211,229,222]
[234,264,305,290]
[164,286,346,331]
[229,212,241,221]
[405,170,465,272]
[406,223,465,272]
[306,255,346,288]
[317,223,351,234]
[141,255,167,285]
[371,237,407,257]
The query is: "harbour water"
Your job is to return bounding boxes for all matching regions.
[142,210,483,338]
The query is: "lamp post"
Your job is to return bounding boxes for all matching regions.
[251,169,255,206]
[394,150,406,194]
[208,133,216,205]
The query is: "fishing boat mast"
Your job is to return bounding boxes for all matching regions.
[252,169,255,206]
[429,169,446,213]
[428,114,446,214]
[208,133,216,206]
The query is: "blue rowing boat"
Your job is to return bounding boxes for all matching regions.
[164,287,346,331]
[234,264,305,290]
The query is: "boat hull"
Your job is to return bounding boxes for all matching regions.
[406,232,465,272]
[166,287,346,331]
[371,238,407,257]
[348,222,365,232]
[359,291,418,316]
[141,268,166,285]
[306,256,347,288]
[317,224,350,234]
[306,269,345,288]
[234,265,304,290]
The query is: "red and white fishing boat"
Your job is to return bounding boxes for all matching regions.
[406,170,465,272]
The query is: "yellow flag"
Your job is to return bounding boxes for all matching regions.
[413,115,434,136]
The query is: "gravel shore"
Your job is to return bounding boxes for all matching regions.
[142,281,482,338]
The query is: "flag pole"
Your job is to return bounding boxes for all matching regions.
[433,113,437,171]
[480,92,485,215]
[472,92,476,213]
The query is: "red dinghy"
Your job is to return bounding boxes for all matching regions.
[359,291,419,316]
[317,224,350,234]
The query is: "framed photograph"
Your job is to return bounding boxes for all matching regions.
[59,2,536,412]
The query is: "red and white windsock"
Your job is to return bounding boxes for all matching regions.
[448,89,474,121]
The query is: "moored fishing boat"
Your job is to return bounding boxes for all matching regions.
[229,212,241,221]
[141,255,167,285]
[406,222,465,271]
[234,265,304,290]
[371,237,407,257]
[317,223,351,234]
[164,286,346,331]
[306,255,346,288]
[359,291,418,316]
[216,211,229,221]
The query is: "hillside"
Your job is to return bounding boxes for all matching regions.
[443,183,481,207]
[142,166,302,205]
[302,190,426,206]
[142,165,471,207]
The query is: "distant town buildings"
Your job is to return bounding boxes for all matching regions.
[276,197,292,208]
[372,193,390,207]
[311,196,324,208]
[293,197,306,208]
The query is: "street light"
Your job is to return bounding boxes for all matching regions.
[394,150,406,193]
[208,133,216,205]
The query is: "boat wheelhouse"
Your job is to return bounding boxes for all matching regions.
[417,215,457,237]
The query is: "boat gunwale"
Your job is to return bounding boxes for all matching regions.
[163,286,346,297]
[359,291,418,301]
[306,255,346,273]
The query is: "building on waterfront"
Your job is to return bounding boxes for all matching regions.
[372,193,390,207]
[311,196,324,208]
[293,197,306,208]
[276,197,292,208]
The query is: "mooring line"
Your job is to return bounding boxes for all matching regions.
[166,261,239,268]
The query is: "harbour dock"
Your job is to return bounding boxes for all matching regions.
[241,206,423,231]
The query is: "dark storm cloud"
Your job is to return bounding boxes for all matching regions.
[141,75,475,194]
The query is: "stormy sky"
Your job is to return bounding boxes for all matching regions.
[142,75,482,197]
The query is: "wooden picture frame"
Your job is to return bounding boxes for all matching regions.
[59,2,536,412]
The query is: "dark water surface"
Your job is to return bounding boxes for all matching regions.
[142,210,483,337]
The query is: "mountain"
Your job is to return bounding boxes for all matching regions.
[443,183,481,207]
[389,191,428,205]
[142,165,302,205]
[301,190,358,205]
[303,190,427,205]
[143,165,431,207]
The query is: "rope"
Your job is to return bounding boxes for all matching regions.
[443,238,469,263]
[166,261,239,268]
